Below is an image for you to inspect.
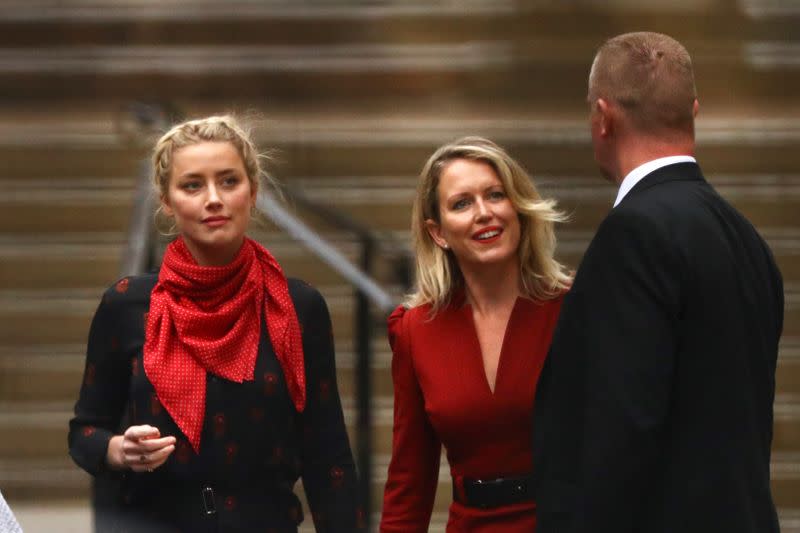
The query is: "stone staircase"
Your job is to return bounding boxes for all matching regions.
[0,1,798,531]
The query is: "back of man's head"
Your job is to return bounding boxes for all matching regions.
[589,32,697,136]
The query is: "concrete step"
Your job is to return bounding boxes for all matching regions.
[0,346,86,405]
[7,501,90,533]
[0,0,794,42]
[4,448,800,521]
[774,452,800,508]
[3,171,800,239]
[0,41,518,101]
[5,501,452,533]
[11,180,791,286]
[0,233,124,290]
[777,508,800,533]
[8,501,800,533]
[291,174,800,233]
[263,114,800,177]
[5,336,800,406]
[0,285,396,346]
[0,458,87,501]
[0,397,389,459]
[789,284,800,337]
[0,343,393,405]
[0,230,391,289]
[0,182,133,234]
[0,0,788,47]
[0,226,577,292]
[775,393,800,452]
[1,272,795,349]
[2,107,800,182]
[0,25,796,106]
[10,501,800,533]
[0,400,399,519]
[2,462,451,533]
[780,338,800,396]
[0,399,374,460]
[0,108,141,179]
[5,391,800,460]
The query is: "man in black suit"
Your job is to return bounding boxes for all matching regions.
[532,32,784,532]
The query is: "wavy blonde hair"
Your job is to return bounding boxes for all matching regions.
[406,136,571,314]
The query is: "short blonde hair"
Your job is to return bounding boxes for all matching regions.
[407,136,571,314]
[589,32,697,134]
[152,115,272,200]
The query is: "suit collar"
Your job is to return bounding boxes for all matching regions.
[614,156,697,207]
[615,160,704,208]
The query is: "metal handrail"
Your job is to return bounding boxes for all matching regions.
[273,185,414,531]
[119,159,156,277]
[91,106,163,533]
[257,189,396,530]
[118,101,173,276]
[257,190,395,313]
[285,183,414,290]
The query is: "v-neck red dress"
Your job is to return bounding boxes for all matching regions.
[380,294,564,533]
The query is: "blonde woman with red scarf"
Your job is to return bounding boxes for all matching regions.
[69,116,363,533]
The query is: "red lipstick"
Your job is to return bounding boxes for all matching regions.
[472,226,503,243]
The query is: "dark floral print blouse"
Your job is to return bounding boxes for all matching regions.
[69,273,364,533]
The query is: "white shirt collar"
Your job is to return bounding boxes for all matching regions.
[613,155,697,207]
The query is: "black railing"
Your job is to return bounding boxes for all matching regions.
[90,104,168,533]
[119,158,156,277]
[284,184,413,292]
[117,101,172,276]
[280,185,413,530]
[257,188,404,530]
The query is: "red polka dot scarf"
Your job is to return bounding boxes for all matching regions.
[144,237,306,453]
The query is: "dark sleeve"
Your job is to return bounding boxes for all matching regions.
[773,251,785,341]
[380,306,441,533]
[68,288,131,476]
[536,209,683,532]
[295,284,365,532]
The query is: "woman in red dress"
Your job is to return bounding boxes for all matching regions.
[380,137,571,532]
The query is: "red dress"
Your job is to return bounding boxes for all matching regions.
[380,293,563,533]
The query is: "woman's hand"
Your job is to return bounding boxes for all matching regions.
[106,425,176,472]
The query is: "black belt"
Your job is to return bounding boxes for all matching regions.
[453,474,536,509]
[121,479,290,516]
[116,479,301,531]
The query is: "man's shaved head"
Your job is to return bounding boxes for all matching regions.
[589,32,697,135]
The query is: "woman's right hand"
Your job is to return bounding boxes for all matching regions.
[106,425,176,472]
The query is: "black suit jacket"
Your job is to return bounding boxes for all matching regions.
[532,163,784,533]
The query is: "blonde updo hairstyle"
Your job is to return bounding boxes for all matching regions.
[152,115,272,229]
[407,136,571,315]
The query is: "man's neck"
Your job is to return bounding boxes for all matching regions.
[613,155,697,207]
[614,137,695,185]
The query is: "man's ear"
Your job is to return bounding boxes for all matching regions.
[693,98,700,119]
[425,218,448,250]
[596,98,613,137]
